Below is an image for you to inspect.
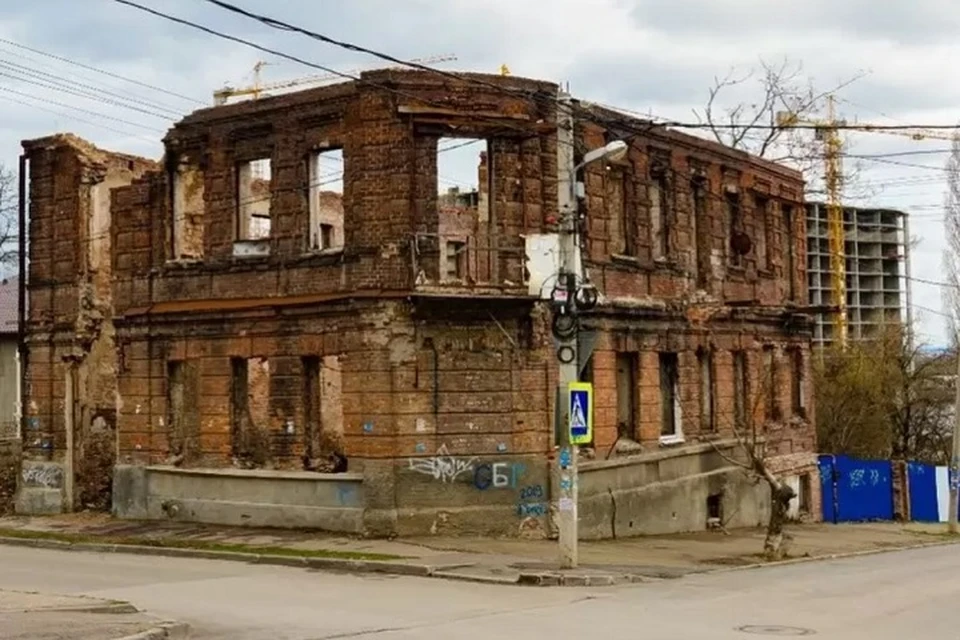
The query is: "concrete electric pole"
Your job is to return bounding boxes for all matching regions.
[555,92,579,569]
[553,92,627,568]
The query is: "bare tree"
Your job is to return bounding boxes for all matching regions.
[693,58,867,196]
[943,133,960,342]
[712,354,796,561]
[0,164,18,272]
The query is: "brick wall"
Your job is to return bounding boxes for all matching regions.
[21,71,816,533]
[22,134,156,510]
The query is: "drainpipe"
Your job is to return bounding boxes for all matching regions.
[17,154,27,441]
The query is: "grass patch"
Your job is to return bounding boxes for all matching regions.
[0,527,404,561]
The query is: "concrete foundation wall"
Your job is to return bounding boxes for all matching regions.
[579,442,769,539]
[112,465,365,533]
[16,460,65,515]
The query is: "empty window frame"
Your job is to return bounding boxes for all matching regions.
[691,174,709,288]
[790,348,806,417]
[166,360,199,461]
[237,158,272,241]
[649,165,669,259]
[171,158,204,259]
[763,345,779,420]
[659,352,681,439]
[615,352,638,439]
[698,348,716,432]
[444,240,466,280]
[230,356,271,464]
[607,167,631,255]
[783,204,797,300]
[733,350,748,428]
[798,473,812,514]
[309,148,344,251]
[727,190,744,267]
[437,137,488,280]
[754,194,769,270]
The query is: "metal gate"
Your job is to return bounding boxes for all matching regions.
[818,455,893,522]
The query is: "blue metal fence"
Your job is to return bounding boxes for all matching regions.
[818,454,894,522]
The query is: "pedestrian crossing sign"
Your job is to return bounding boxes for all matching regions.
[568,382,593,445]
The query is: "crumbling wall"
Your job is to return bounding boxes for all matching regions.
[576,116,806,308]
[20,135,156,514]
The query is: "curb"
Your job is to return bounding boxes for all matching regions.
[115,621,190,640]
[705,537,960,575]
[4,532,954,589]
[0,535,459,578]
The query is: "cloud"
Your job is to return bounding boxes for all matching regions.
[0,0,954,342]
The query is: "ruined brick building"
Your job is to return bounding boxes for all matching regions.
[16,70,819,536]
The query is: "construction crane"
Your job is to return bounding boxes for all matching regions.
[213,55,458,105]
[777,98,957,347]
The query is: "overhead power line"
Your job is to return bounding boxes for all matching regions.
[0,84,164,133]
[0,67,173,120]
[0,57,183,118]
[0,93,157,142]
[0,36,203,105]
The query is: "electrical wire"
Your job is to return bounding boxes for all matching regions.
[0,36,203,105]
[0,92,158,143]
[0,67,174,121]
[0,84,165,133]
[0,57,183,119]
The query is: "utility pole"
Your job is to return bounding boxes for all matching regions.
[555,90,579,568]
[950,349,960,533]
[552,91,627,568]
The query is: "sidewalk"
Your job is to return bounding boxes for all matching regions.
[0,513,955,587]
[0,588,187,639]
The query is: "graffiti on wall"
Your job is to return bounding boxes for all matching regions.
[473,462,526,490]
[21,464,63,489]
[408,444,476,483]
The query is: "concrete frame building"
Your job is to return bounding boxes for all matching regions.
[16,70,819,537]
[806,203,912,347]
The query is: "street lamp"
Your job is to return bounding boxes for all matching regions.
[555,135,628,569]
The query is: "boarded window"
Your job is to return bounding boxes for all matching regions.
[615,352,637,439]
[698,349,715,432]
[309,148,344,251]
[171,160,204,259]
[237,158,272,241]
[733,350,747,428]
[659,352,681,438]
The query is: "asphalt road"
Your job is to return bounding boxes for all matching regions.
[0,543,957,639]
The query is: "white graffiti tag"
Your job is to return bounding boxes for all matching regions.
[408,445,476,483]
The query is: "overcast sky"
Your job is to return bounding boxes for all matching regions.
[0,0,955,345]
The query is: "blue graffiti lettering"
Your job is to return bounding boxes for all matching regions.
[517,502,547,517]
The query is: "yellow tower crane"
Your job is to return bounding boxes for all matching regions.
[776,99,957,347]
[213,55,459,105]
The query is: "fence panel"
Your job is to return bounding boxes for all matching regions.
[907,462,939,522]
